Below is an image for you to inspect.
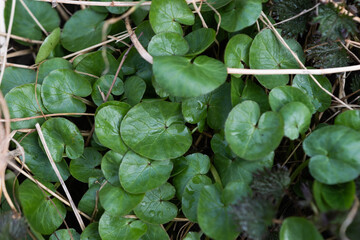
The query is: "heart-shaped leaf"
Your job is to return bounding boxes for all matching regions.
[153,56,227,98]
[123,76,146,106]
[149,0,195,35]
[148,32,189,56]
[225,100,284,160]
[91,75,124,106]
[185,28,216,56]
[101,149,126,186]
[36,27,61,64]
[303,125,360,184]
[38,58,73,84]
[1,67,36,95]
[121,101,192,160]
[280,217,323,240]
[40,117,84,162]
[134,183,178,224]
[335,110,360,131]
[119,151,173,194]
[41,69,92,113]
[49,229,80,240]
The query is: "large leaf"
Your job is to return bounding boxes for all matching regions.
[149,0,195,35]
[5,84,47,130]
[303,125,360,184]
[249,29,305,89]
[185,28,216,56]
[19,180,66,235]
[101,149,126,186]
[41,69,92,113]
[1,67,36,95]
[225,100,284,160]
[35,27,61,64]
[120,101,192,160]
[38,58,73,84]
[91,75,124,106]
[148,32,189,56]
[61,9,108,52]
[153,56,227,98]
[119,151,173,194]
[40,117,84,162]
[280,217,323,240]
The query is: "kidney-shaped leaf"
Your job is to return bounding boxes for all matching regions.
[303,125,360,184]
[38,58,73,84]
[280,217,323,240]
[185,28,216,56]
[225,100,284,160]
[153,55,227,98]
[335,110,360,132]
[121,101,192,160]
[148,32,189,57]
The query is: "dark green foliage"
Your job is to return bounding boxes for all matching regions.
[0,212,27,240]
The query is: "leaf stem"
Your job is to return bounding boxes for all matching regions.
[290,158,310,182]
[72,95,96,107]
[210,164,223,189]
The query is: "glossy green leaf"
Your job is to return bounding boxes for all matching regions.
[231,77,245,106]
[148,32,189,56]
[40,117,84,162]
[216,0,262,32]
[5,83,47,130]
[292,74,332,112]
[122,48,153,82]
[95,103,131,153]
[182,175,212,222]
[123,76,146,106]
[121,101,192,160]
[335,110,360,131]
[61,9,108,52]
[100,183,144,216]
[38,58,73,84]
[207,83,232,130]
[153,56,227,98]
[249,29,305,89]
[225,100,284,160]
[101,149,126,186]
[70,148,103,183]
[182,94,209,124]
[223,180,251,205]
[280,217,323,240]
[91,75,124,106]
[149,0,195,35]
[198,184,239,240]
[19,180,66,235]
[190,0,232,11]
[1,67,36,95]
[36,27,61,64]
[5,0,60,41]
[80,223,101,240]
[99,212,147,240]
[135,21,155,48]
[224,34,252,77]
[280,102,311,140]
[303,125,360,184]
[78,184,104,217]
[41,69,92,113]
[269,86,315,113]
[49,229,80,240]
[119,151,173,194]
[240,79,270,113]
[134,183,178,224]
[139,223,169,240]
[185,28,216,56]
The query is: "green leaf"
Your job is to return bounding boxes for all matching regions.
[99,212,147,240]
[99,183,144,216]
[134,183,178,224]
[61,9,108,52]
[49,229,80,240]
[335,110,360,131]
[119,151,173,194]
[101,149,126,186]
[230,77,245,106]
[148,32,189,56]
[38,58,73,84]
[102,0,129,14]
[153,56,227,98]
[181,94,210,124]
[249,29,305,89]
[70,147,103,183]
[224,34,252,78]
[207,83,232,130]
[78,184,104,217]
[280,217,323,240]
[122,48,153,82]
[216,0,262,32]
[36,27,61,64]
[279,102,311,140]
[182,175,212,222]
[303,125,360,184]
[41,69,92,113]
[149,0,195,35]
[292,74,332,112]
[225,100,284,160]
[19,179,66,235]
[123,76,146,106]
[185,28,216,56]
[20,132,70,182]
[91,75,124,106]
[269,86,315,113]
[240,79,270,113]
[40,117,84,162]
[80,223,101,240]
[95,103,131,153]
[5,0,60,41]
[183,232,202,240]
[5,83,47,130]
[190,0,232,11]
[135,21,155,48]
[139,224,169,240]
[1,67,36,95]
[121,101,192,160]
[198,184,239,240]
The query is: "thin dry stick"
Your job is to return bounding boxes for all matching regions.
[272,3,320,27]
[192,0,208,28]
[1,62,36,69]
[260,12,352,110]
[340,197,359,240]
[0,32,43,44]
[204,1,221,35]
[19,0,48,36]
[36,0,202,7]
[7,49,33,59]
[0,113,95,123]
[340,40,360,63]
[36,123,86,231]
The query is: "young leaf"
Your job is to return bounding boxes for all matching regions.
[36,27,61,64]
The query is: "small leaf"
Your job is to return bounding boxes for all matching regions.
[91,75,124,106]
[123,76,146,106]
[101,149,126,186]
[70,147,103,183]
[280,217,323,240]
[148,32,189,56]
[1,67,36,95]
[185,28,216,56]
[36,27,61,64]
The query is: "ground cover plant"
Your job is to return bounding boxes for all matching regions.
[1,0,360,239]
